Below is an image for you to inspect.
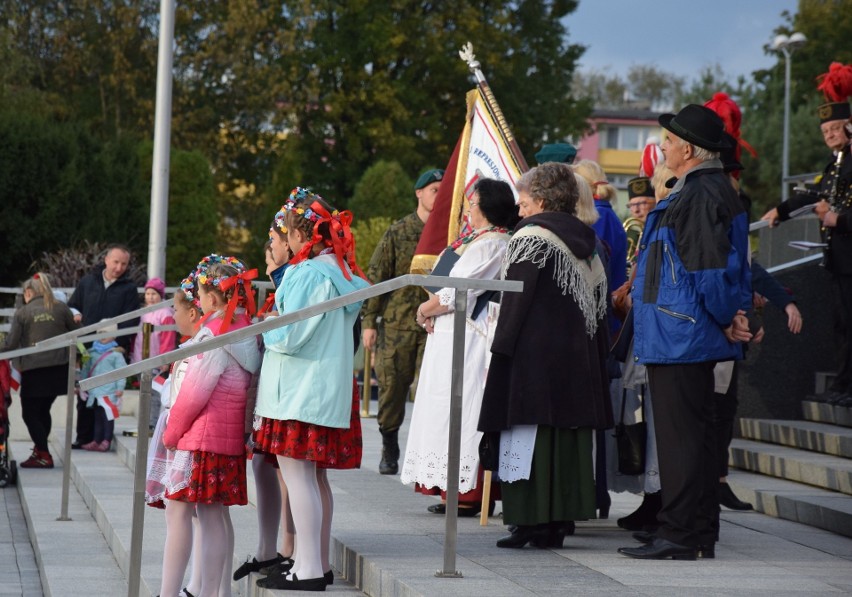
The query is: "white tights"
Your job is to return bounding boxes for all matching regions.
[252,457,282,561]
[160,500,233,597]
[277,456,324,580]
[316,468,333,573]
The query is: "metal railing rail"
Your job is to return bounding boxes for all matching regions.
[766,252,822,274]
[76,273,522,593]
[34,298,176,350]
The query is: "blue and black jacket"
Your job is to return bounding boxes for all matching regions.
[633,160,752,365]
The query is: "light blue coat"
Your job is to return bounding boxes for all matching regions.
[256,254,369,428]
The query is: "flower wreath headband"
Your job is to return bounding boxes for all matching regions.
[191,254,258,333]
[274,186,367,281]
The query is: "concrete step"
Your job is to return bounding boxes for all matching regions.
[11,439,129,597]
[738,418,852,458]
[727,469,852,539]
[730,438,852,495]
[42,419,361,596]
[802,400,852,428]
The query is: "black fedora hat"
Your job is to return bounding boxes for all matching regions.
[659,104,733,151]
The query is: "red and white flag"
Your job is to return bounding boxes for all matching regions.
[412,88,527,273]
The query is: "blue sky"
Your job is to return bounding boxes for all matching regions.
[563,0,799,82]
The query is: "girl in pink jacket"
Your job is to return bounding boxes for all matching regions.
[159,255,261,597]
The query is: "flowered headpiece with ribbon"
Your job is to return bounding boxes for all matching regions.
[276,187,368,281]
[178,270,201,311]
[193,254,258,333]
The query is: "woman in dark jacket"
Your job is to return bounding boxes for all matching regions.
[478,162,613,548]
[1,273,78,468]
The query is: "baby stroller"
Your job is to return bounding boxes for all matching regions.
[0,361,17,487]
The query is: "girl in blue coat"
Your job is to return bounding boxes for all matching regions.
[254,187,369,591]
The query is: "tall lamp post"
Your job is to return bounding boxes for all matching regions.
[772,32,807,202]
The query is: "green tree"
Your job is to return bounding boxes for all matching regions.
[0,113,147,283]
[349,161,415,221]
[136,142,221,284]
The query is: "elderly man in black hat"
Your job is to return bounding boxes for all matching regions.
[619,105,752,560]
[762,87,852,406]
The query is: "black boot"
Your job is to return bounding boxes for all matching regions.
[379,429,399,475]
[617,491,662,531]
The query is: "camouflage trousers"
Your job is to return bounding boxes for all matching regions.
[374,325,426,434]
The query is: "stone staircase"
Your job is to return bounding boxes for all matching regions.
[16,420,361,597]
[728,401,852,539]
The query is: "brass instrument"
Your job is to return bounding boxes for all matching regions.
[623,216,645,267]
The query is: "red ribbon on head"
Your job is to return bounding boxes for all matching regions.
[309,201,352,280]
[337,210,369,281]
[218,268,258,333]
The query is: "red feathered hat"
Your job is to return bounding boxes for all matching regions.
[703,92,758,179]
[816,62,852,124]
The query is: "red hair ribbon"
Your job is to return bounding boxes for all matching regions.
[336,210,369,281]
[219,268,258,333]
[309,201,350,279]
[33,273,40,280]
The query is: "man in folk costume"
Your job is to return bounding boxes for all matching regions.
[762,62,852,406]
[620,105,752,560]
[362,169,443,475]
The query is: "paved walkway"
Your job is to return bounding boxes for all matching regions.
[4,396,852,595]
[0,471,42,596]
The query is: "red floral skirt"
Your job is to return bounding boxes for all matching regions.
[165,450,248,506]
[252,379,362,470]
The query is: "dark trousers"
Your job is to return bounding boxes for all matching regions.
[831,274,852,392]
[375,326,426,434]
[648,362,719,548]
[92,407,115,444]
[21,395,58,451]
[714,362,739,479]
[75,399,95,445]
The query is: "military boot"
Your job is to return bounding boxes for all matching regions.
[379,429,400,475]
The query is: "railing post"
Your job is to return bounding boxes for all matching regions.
[58,342,77,521]
[360,348,374,418]
[437,290,468,578]
[127,324,153,597]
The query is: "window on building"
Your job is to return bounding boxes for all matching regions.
[599,125,657,150]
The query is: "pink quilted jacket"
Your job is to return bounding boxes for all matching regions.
[164,314,261,455]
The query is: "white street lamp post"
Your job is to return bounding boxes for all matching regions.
[772,32,807,202]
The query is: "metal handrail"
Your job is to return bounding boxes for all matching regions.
[75,272,521,588]
[80,274,521,390]
[35,298,176,349]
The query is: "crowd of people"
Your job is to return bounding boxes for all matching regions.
[1,62,850,593]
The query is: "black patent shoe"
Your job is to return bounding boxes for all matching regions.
[496,524,549,548]
[718,483,753,511]
[531,521,575,548]
[257,572,327,591]
[234,553,286,580]
[618,538,697,560]
[427,503,446,514]
[259,555,295,576]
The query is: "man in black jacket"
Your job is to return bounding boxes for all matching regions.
[761,98,852,405]
[68,244,140,447]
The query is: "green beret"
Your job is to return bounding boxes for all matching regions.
[414,169,445,190]
[535,143,577,165]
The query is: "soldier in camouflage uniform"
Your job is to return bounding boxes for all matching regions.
[362,168,444,474]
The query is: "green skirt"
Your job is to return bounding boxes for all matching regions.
[500,425,595,526]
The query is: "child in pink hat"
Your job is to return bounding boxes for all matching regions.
[131,277,177,365]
